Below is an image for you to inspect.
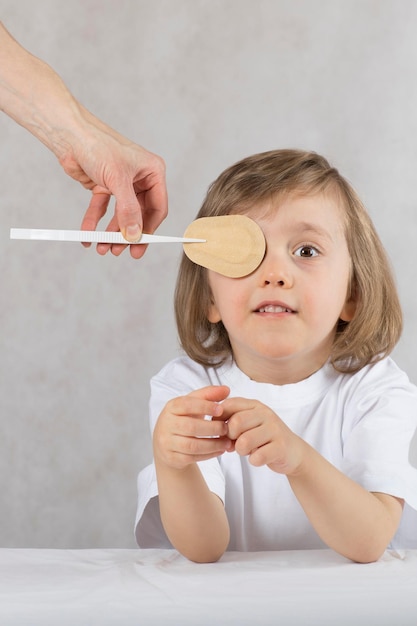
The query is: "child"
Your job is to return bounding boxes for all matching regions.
[135,149,417,563]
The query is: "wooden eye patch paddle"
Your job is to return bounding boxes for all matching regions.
[183,215,266,277]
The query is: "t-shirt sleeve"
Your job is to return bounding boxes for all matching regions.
[340,364,417,548]
[341,369,417,512]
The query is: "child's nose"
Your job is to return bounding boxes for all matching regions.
[258,251,293,288]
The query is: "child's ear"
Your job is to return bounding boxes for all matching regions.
[207,301,222,323]
[340,286,357,322]
[207,294,222,323]
[340,300,356,322]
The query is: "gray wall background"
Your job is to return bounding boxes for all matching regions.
[1,0,416,548]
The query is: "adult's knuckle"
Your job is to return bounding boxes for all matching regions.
[154,154,166,173]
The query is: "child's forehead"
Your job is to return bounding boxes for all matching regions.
[232,189,346,222]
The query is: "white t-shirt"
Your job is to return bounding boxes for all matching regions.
[135,356,417,551]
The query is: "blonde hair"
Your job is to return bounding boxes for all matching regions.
[174,149,402,374]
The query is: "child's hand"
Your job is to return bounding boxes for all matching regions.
[220,397,305,475]
[153,385,232,470]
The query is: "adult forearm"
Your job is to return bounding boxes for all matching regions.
[0,22,85,157]
[155,460,230,563]
[287,443,402,563]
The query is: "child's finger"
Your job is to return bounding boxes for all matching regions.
[173,415,228,438]
[175,434,233,459]
[165,386,230,422]
[218,396,258,420]
[188,385,230,403]
[167,395,224,421]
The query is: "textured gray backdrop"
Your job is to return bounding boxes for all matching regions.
[1,0,416,548]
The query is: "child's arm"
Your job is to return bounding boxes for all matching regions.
[221,397,403,563]
[286,446,403,562]
[153,385,231,563]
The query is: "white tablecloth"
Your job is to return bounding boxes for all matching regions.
[0,548,416,625]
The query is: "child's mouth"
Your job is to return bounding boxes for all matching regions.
[256,305,293,314]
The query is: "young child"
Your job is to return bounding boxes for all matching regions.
[135,149,417,563]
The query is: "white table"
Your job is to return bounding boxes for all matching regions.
[0,548,416,625]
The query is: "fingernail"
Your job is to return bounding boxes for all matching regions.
[124,225,142,242]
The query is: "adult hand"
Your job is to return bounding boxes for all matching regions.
[0,21,168,259]
[60,107,168,258]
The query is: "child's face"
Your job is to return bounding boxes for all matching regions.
[207,192,355,385]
